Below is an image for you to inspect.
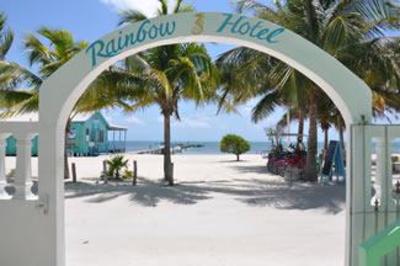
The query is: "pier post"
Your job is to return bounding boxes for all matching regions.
[71,163,77,183]
[132,160,137,186]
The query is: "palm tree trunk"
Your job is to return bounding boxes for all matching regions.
[305,91,318,182]
[323,127,329,154]
[297,109,304,144]
[163,113,173,185]
[338,118,345,152]
[64,119,71,180]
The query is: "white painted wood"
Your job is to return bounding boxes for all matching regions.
[0,13,375,266]
[13,133,38,201]
[387,127,400,265]
[350,125,368,266]
[0,134,11,200]
[0,121,39,134]
[353,125,400,266]
[345,129,353,266]
[36,14,372,266]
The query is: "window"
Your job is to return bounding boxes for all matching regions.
[99,130,104,143]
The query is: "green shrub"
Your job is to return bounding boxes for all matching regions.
[220,134,251,161]
[122,169,133,180]
[106,155,129,180]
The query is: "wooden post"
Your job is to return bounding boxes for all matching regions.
[170,162,174,186]
[102,160,108,184]
[71,163,77,183]
[102,160,107,174]
[132,160,137,186]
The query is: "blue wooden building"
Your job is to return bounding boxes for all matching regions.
[4,112,127,156]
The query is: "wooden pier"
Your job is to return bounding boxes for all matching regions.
[135,143,204,155]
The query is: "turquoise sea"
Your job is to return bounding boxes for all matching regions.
[123,141,270,154]
[115,141,336,155]
[112,140,400,155]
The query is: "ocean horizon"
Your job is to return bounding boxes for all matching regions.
[113,140,329,155]
[111,140,400,155]
[122,141,270,154]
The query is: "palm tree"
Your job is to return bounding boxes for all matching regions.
[218,0,400,181]
[0,12,13,61]
[0,28,89,179]
[217,46,319,180]
[110,0,219,185]
[0,27,126,178]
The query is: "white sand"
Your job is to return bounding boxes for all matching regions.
[6,154,346,266]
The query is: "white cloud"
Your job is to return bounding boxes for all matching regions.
[102,110,145,126]
[238,98,259,116]
[173,115,212,129]
[100,0,177,17]
[182,118,211,129]
[125,115,145,125]
[157,114,213,129]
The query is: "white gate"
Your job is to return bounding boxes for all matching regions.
[350,125,400,265]
[0,12,385,266]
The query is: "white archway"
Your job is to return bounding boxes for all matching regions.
[39,13,372,128]
[0,12,380,266]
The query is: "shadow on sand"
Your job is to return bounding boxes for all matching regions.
[65,175,345,214]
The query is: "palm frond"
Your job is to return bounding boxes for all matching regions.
[0,12,13,59]
[252,89,282,123]
[0,90,38,117]
[0,28,13,59]
[24,34,52,66]
[158,0,169,15]
[0,61,42,89]
[118,10,148,25]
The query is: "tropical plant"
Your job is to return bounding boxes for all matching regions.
[122,169,134,180]
[220,134,251,161]
[106,155,129,180]
[0,27,127,178]
[218,0,400,181]
[0,27,88,179]
[0,12,13,61]
[106,0,219,185]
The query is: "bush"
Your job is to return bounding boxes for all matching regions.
[122,169,133,180]
[220,134,251,161]
[106,155,129,180]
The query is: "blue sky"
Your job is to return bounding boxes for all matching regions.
[1,0,338,141]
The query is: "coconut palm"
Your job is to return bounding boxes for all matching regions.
[0,28,88,179]
[0,12,13,61]
[218,0,400,181]
[0,27,89,114]
[217,46,318,180]
[112,0,219,185]
[104,44,218,186]
[0,27,126,178]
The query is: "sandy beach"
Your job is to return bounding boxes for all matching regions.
[4,154,345,265]
[41,154,345,266]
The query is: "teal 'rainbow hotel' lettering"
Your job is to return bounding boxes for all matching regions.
[217,14,285,43]
[86,14,285,67]
[87,20,176,66]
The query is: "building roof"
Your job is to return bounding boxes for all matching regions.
[108,123,128,131]
[0,113,38,122]
[0,111,127,130]
[71,113,92,122]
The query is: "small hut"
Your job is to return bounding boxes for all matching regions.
[3,112,127,156]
